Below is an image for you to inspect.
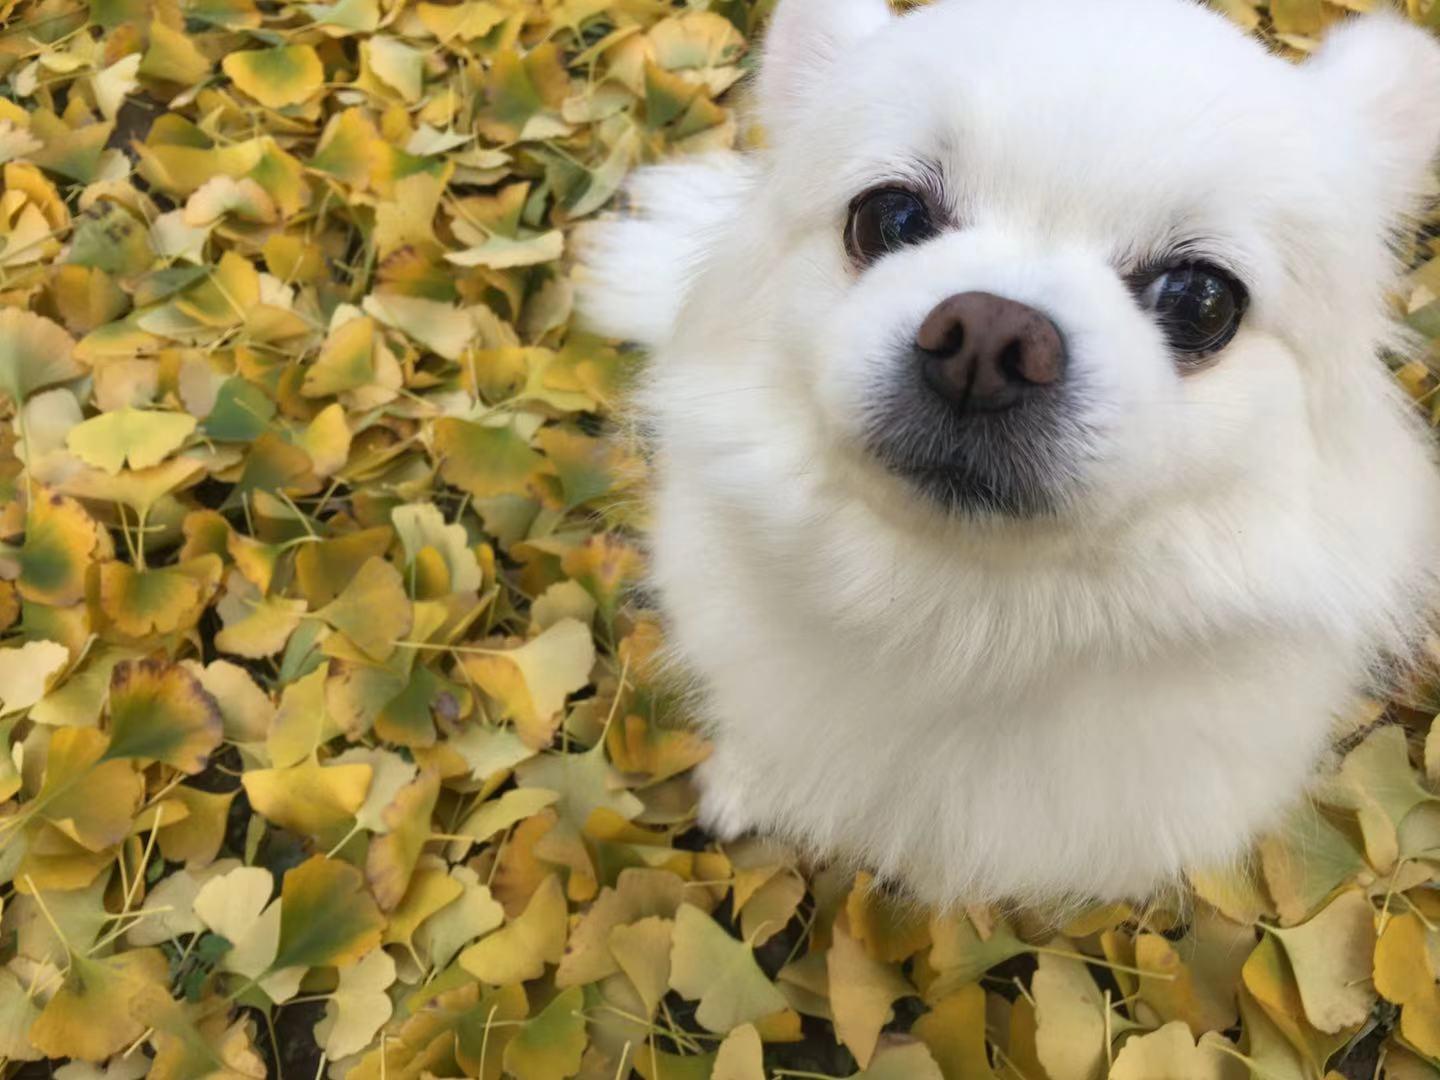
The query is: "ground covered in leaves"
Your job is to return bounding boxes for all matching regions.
[3,0,1440,1076]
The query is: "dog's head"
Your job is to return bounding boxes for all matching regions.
[745,0,1440,521]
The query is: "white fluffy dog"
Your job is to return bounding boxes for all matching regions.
[578,0,1440,906]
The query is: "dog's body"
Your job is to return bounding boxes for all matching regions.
[579,0,1440,905]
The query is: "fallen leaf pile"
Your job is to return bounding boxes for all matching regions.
[1,0,1439,1076]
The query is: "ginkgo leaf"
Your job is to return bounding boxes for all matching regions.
[215,570,307,658]
[317,556,412,662]
[609,915,673,1017]
[383,866,464,950]
[459,873,567,984]
[1258,802,1367,925]
[828,912,913,1067]
[0,639,69,715]
[502,986,586,1080]
[669,903,787,1034]
[305,316,376,397]
[463,618,596,747]
[66,407,196,474]
[266,665,335,768]
[1265,889,1376,1034]
[300,403,352,477]
[713,1024,766,1080]
[29,949,170,1061]
[1374,911,1440,1057]
[222,46,325,109]
[98,556,221,637]
[435,418,545,501]
[274,856,385,970]
[393,502,482,595]
[242,759,372,844]
[18,490,99,605]
[36,726,144,851]
[193,865,303,1002]
[0,968,42,1063]
[362,293,475,360]
[0,308,82,405]
[1107,1022,1245,1080]
[156,785,235,865]
[413,864,505,970]
[315,948,395,1059]
[1241,934,1352,1074]
[364,768,440,910]
[454,787,559,850]
[446,230,564,269]
[912,985,999,1080]
[1032,947,1109,1080]
[104,658,224,774]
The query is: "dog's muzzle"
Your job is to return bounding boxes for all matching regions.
[864,291,1085,517]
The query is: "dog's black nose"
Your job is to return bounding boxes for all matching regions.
[916,292,1066,413]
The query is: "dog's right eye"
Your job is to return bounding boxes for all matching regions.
[1138,262,1249,368]
[847,188,936,266]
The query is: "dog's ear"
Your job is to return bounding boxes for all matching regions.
[1309,14,1440,219]
[756,0,894,139]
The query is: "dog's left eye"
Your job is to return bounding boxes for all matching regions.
[847,188,936,266]
[1138,262,1249,367]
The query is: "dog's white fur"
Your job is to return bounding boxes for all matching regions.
[578,0,1440,905]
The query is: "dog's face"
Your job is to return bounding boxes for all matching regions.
[750,0,1440,521]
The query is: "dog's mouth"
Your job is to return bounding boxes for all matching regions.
[863,384,1089,518]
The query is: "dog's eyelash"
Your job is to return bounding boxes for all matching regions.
[1127,244,1246,287]
[847,162,949,220]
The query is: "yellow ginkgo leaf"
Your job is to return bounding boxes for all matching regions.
[214,570,308,658]
[1265,889,1376,1034]
[274,856,385,970]
[1107,1022,1244,1080]
[459,873,567,984]
[669,903,788,1035]
[300,402,352,477]
[267,666,338,769]
[155,785,235,865]
[193,865,303,1003]
[317,556,412,662]
[0,968,42,1063]
[105,658,224,775]
[66,407,197,475]
[304,315,376,397]
[18,490,100,606]
[315,948,395,1059]
[383,867,465,951]
[59,456,205,517]
[713,1024,766,1080]
[364,768,439,910]
[0,308,82,405]
[912,985,998,1080]
[502,986,587,1080]
[462,618,596,747]
[98,556,221,638]
[29,949,170,1062]
[138,19,212,86]
[36,726,144,852]
[1241,934,1352,1074]
[222,45,325,109]
[1375,911,1440,1058]
[434,417,545,500]
[392,502,482,595]
[242,759,373,845]
[1032,946,1109,1080]
[0,639,69,715]
[608,915,673,1018]
[412,865,505,969]
[827,912,912,1066]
